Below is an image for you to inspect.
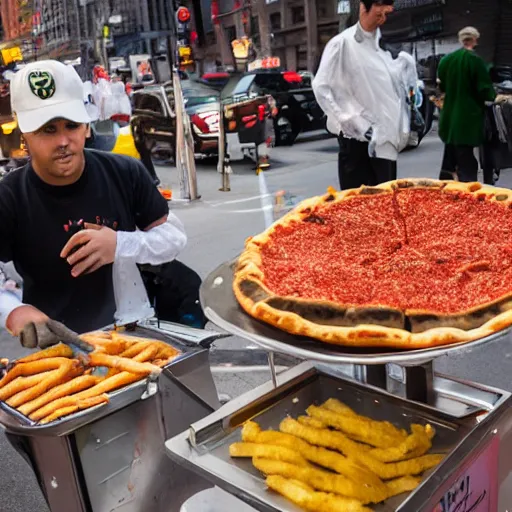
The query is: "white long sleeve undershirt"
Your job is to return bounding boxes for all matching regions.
[0,212,188,329]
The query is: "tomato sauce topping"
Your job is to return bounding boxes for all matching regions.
[260,189,512,314]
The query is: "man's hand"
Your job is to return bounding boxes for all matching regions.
[6,305,49,337]
[61,223,117,278]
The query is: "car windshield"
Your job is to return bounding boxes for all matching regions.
[222,74,256,99]
[181,83,219,107]
[184,95,218,107]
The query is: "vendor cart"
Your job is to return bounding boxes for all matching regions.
[167,260,512,511]
[0,322,225,512]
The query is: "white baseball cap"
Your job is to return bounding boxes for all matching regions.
[11,60,91,133]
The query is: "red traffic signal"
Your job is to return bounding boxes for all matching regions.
[177,7,191,23]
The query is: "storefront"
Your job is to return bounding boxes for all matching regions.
[383,0,509,66]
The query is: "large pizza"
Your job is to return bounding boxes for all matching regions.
[233,179,512,349]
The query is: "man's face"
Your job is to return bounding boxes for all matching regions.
[23,119,87,185]
[360,2,394,30]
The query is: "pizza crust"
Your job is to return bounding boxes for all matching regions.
[233,179,512,349]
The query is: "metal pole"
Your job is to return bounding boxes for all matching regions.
[173,69,199,200]
[218,105,231,191]
[267,351,278,388]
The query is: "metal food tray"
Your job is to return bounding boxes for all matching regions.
[166,362,482,512]
[201,260,512,365]
[0,324,208,436]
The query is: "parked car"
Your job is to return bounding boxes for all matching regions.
[131,81,221,161]
[191,69,326,146]
[226,69,326,146]
[220,72,274,160]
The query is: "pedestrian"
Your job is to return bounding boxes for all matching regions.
[0,60,188,342]
[438,27,496,182]
[313,0,411,190]
[257,95,278,170]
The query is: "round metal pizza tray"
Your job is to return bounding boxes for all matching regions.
[200,260,512,366]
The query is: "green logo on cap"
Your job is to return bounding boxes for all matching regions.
[28,71,56,100]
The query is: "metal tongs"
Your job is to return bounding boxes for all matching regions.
[20,319,94,354]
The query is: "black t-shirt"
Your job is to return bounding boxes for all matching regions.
[0,150,169,333]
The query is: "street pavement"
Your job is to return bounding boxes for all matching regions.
[2,130,512,511]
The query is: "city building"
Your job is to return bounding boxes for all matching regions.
[0,0,510,73]
[199,0,512,72]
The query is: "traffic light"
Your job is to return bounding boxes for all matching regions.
[177,7,191,24]
[176,6,194,70]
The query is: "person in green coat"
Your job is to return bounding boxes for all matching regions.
[438,26,496,182]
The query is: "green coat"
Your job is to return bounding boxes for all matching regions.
[438,48,496,146]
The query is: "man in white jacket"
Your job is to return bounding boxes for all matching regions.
[313,0,411,189]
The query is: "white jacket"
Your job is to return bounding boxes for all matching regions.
[313,23,412,161]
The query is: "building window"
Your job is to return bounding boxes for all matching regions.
[270,12,281,30]
[337,0,351,14]
[317,0,331,18]
[225,25,236,42]
[291,5,305,24]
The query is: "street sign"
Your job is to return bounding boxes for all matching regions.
[248,57,281,71]
[413,9,443,38]
[1,47,23,65]
[108,15,123,24]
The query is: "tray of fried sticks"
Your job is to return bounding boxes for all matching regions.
[0,328,181,430]
[166,362,476,512]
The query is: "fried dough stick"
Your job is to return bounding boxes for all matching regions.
[39,395,109,425]
[256,459,420,503]
[369,424,435,463]
[280,418,444,480]
[230,443,312,467]
[117,336,180,359]
[79,334,129,355]
[297,416,327,429]
[266,476,371,512]
[86,353,161,377]
[30,348,159,421]
[15,344,74,364]
[30,372,141,421]
[7,360,82,408]
[90,341,128,356]
[254,459,418,504]
[18,375,102,416]
[322,399,408,440]
[297,417,373,452]
[79,335,113,346]
[241,421,385,492]
[119,342,149,359]
[0,371,59,401]
[307,405,405,448]
[0,357,76,388]
[106,345,159,377]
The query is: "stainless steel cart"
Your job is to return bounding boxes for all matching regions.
[166,260,512,511]
[0,322,224,512]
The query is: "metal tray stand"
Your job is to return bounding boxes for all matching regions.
[166,362,509,512]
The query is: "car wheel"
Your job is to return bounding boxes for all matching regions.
[274,116,298,146]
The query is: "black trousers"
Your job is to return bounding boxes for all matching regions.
[338,136,397,190]
[141,260,207,329]
[134,137,161,186]
[439,144,478,182]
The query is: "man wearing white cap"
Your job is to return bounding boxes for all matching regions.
[438,27,495,182]
[0,60,187,339]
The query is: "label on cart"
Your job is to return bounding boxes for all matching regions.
[432,434,499,512]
